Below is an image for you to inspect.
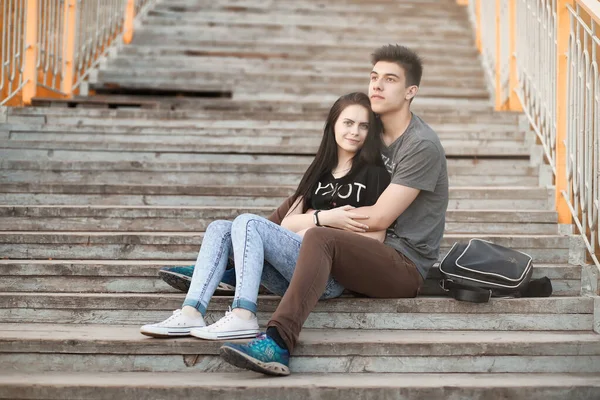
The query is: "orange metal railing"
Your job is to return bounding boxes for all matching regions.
[0,0,154,106]
[465,0,600,268]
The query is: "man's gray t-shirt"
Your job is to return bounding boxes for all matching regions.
[380,114,449,279]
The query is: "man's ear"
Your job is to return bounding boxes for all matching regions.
[406,85,419,101]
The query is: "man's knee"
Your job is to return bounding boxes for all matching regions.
[302,227,336,250]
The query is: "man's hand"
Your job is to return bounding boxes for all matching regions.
[319,205,370,232]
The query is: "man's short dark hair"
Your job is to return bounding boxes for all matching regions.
[371,44,423,87]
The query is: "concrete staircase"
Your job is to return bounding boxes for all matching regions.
[1,0,599,398]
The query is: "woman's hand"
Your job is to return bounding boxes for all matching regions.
[319,205,370,232]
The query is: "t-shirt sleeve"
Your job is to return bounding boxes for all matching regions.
[391,140,442,192]
[363,166,391,206]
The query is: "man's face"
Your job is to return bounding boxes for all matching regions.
[368,61,415,115]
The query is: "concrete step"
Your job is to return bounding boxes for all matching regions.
[0,207,558,234]
[110,54,486,78]
[2,125,526,142]
[0,169,539,187]
[2,114,519,130]
[0,148,529,167]
[144,3,469,20]
[137,14,472,38]
[138,12,472,38]
[1,372,599,400]
[117,45,478,68]
[157,0,466,15]
[2,125,525,142]
[0,185,553,210]
[0,260,578,295]
[0,325,598,373]
[0,232,574,261]
[0,139,532,158]
[0,294,592,329]
[97,69,486,89]
[2,110,521,130]
[0,159,535,177]
[93,77,489,99]
[24,96,518,118]
[23,94,503,110]
[3,130,528,145]
[130,25,474,50]
[161,0,464,9]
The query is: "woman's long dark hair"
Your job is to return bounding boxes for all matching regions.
[291,92,384,213]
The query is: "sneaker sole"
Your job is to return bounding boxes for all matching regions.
[158,270,191,292]
[190,328,259,340]
[159,270,236,295]
[140,326,201,338]
[217,282,236,292]
[219,345,290,376]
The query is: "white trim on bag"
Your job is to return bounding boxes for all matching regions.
[454,238,533,283]
[439,240,533,289]
[440,270,529,290]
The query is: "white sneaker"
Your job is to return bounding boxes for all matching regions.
[190,308,259,340]
[140,309,206,338]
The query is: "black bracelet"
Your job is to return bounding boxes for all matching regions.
[314,210,322,227]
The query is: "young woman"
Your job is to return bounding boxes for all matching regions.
[140,92,391,340]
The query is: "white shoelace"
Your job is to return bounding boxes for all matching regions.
[210,307,236,329]
[159,309,183,325]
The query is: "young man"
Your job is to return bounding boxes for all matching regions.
[218,44,449,376]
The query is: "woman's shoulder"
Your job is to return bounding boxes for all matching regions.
[362,163,390,177]
[349,163,390,183]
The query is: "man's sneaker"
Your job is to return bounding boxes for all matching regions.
[159,262,237,294]
[158,265,194,292]
[190,307,259,340]
[140,309,206,338]
[219,333,290,376]
[217,268,236,294]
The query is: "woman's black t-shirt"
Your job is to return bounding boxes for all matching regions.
[309,165,391,210]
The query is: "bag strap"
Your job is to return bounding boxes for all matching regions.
[443,281,492,303]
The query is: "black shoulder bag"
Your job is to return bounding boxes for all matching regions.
[439,239,534,303]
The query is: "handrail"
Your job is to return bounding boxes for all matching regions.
[466,0,600,269]
[0,0,156,106]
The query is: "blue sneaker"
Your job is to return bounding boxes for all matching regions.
[220,268,237,289]
[219,333,290,376]
[158,265,195,292]
[159,260,237,293]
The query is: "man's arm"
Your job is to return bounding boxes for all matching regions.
[354,183,420,231]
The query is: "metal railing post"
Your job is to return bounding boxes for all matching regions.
[495,0,504,110]
[22,0,37,104]
[60,0,76,96]
[476,0,483,52]
[556,0,575,225]
[123,0,135,44]
[508,0,522,111]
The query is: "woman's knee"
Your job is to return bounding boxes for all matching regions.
[206,219,233,235]
[231,213,267,232]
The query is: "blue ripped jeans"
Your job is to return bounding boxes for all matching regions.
[182,214,345,315]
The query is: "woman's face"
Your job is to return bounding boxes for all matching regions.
[333,104,370,155]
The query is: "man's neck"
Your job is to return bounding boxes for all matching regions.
[380,106,412,147]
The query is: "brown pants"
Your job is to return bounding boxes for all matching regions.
[267,227,423,353]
